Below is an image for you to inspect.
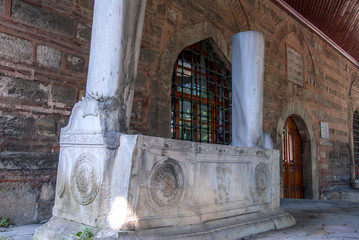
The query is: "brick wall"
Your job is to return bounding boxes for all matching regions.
[0,0,92,224]
[133,0,359,199]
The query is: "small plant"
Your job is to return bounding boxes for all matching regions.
[75,227,95,240]
[0,218,10,228]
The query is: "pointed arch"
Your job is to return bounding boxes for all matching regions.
[349,72,358,97]
[270,21,316,80]
[348,71,359,187]
[150,22,233,138]
[276,102,319,199]
[226,0,251,31]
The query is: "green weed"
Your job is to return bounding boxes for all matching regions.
[0,218,10,228]
[75,227,95,240]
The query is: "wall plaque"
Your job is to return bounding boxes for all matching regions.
[286,46,304,86]
[320,121,329,139]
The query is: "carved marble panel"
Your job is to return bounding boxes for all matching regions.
[255,162,270,196]
[148,158,184,209]
[70,153,101,206]
[60,133,105,145]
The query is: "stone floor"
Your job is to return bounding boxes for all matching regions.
[0,224,42,240]
[245,199,359,240]
[0,199,359,240]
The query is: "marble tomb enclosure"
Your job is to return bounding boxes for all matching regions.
[34,1,295,239]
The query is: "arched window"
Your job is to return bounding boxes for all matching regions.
[353,110,359,181]
[171,39,231,145]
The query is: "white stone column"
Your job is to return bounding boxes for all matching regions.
[86,0,146,132]
[232,31,265,147]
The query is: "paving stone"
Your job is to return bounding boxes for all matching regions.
[244,199,359,240]
[2,199,359,240]
[0,224,41,240]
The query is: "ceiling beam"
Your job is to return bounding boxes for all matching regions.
[272,0,359,68]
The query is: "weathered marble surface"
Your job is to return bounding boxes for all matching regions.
[85,0,146,133]
[35,133,295,239]
[232,31,265,148]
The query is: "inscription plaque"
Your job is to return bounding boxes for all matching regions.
[320,121,329,139]
[287,46,304,86]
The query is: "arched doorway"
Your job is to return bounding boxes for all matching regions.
[282,117,303,198]
[276,102,318,199]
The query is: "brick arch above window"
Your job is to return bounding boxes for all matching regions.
[171,39,232,145]
[151,22,232,138]
[349,72,359,97]
[270,21,316,80]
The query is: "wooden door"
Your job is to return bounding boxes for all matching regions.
[282,117,303,198]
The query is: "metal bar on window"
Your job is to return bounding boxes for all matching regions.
[180,52,185,140]
[171,39,232,145]
[206,41,210,143]
[354,110,359,180]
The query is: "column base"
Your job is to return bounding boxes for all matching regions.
[35,209,295,240]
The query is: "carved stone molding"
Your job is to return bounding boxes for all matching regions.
[71,153,101,205]
[60,134,105,145]
[255,163,270,196]
[148,158,184,209]
[56,153,67,199]
[61,96,100,134]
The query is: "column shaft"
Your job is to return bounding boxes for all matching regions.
[85,0,146,132]
[232,31,265,147]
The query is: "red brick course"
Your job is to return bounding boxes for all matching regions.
[0,0,92,224]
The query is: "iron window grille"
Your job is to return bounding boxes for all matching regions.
[171,39,232,145]
[354,110,359,180]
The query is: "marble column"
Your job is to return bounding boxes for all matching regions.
[86,0,146,133]
[232,31,265,147]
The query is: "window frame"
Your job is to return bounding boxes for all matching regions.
[353,110,359,181]
[171,39,231,145]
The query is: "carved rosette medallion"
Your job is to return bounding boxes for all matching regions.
[71,153,100,205]
[148,158,184,209]
[255,163,270,196]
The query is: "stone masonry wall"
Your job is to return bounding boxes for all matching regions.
[1,0,359,225]
[133,0,359,199]
[0,0,92,224]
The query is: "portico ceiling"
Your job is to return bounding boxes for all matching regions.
[272,0,359,67]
